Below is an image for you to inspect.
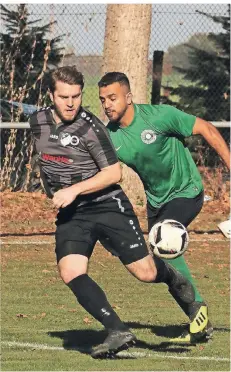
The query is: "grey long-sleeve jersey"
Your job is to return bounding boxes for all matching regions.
[29,106,122,205]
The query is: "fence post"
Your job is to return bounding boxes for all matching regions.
[151,50,164,105]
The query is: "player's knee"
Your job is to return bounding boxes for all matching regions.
[137,256,157,282]
[59,268,84,284]
[126,256,157,282]
[136,268,157,282]
[58,253,88,284]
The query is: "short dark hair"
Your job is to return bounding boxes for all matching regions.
[49,66,84,93]
[98,72,130,90]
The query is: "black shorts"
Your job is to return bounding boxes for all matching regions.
[55,191,149,265]
[147,191,204,232]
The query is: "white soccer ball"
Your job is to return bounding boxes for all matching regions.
[149,219,189,259]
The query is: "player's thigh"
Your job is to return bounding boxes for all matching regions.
[55,215,97,266]
[97,193,150,266]
[147,191,204,231]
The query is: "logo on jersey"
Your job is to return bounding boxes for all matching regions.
[50,134,58,140]
[130,243,139,249]
[60,132,79,147]
[141,130,156,144]
[42,153,73,164]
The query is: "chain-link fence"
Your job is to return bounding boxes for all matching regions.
[0,4,230,191]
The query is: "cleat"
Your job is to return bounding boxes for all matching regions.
[170,328,192,343]
[189,305,208,334]
[204,320,214,340]
[91,329,136,359]
[170,321,213,344]
[188,302,213,341]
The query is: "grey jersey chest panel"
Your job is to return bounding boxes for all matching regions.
[29,107,121,202]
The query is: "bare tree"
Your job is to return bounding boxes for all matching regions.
[102,4,152,104]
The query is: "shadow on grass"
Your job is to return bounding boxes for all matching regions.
[48,321,230,358]
[48,328,106,354]
[48,329,139,358]
[126,321,230,335]
[1,232,54,237]
[1,229,223,237]
[188,229,220,235]
[48,322,197,357]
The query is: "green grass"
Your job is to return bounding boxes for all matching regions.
[1,239,230,371]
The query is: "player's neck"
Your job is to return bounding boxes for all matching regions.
[52,109,62,125]
[119,104,135,128]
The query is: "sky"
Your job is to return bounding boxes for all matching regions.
[1,3,229,57]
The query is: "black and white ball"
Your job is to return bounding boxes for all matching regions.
[149,219,189,259]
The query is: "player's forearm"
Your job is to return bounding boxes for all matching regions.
[202,124,230,170]
[70,163,122,195]
[193,118,230,170]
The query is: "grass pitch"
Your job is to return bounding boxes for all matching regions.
[1,235,230,371]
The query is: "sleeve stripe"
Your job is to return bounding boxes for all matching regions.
[90,124,117,165]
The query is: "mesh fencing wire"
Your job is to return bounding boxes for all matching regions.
[0,4,230,191]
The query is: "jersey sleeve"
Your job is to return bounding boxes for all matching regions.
[158,105,196,138]
[84,116,119,169]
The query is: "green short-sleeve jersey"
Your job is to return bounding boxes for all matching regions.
[107,104,203,208]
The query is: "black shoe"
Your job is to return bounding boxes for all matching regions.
[91,329,136,359]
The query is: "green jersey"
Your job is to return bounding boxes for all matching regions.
[107,104,203,208]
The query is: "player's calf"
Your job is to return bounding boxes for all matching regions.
[166,263,196,305]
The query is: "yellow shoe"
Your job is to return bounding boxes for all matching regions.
[170,320,213,344]
[189,305,208,334]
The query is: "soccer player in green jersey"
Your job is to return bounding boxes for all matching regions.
[98,72,230,343]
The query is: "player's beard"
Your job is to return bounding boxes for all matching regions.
[107,105,128,123]
[53,103,80,124]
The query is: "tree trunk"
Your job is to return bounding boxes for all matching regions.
[102,4,152,104]
[101,5,152,206]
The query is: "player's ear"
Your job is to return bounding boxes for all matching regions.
[127,92,133,105]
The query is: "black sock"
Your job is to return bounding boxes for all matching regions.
[153,256,196,315]
[67,274,127,331]
[153,255,172,284]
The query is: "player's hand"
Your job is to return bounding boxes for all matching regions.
[53,187,79,208]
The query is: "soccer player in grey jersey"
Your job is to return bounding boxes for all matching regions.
[29,66,198,358]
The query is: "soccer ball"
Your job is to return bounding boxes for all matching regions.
[149,219,189,259]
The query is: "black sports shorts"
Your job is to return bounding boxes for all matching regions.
[147,191,204,232]
[55,191,149,265]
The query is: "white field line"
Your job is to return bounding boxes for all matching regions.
[1,340,230,362]
[1,240,55,245]
[1,238,228,245]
